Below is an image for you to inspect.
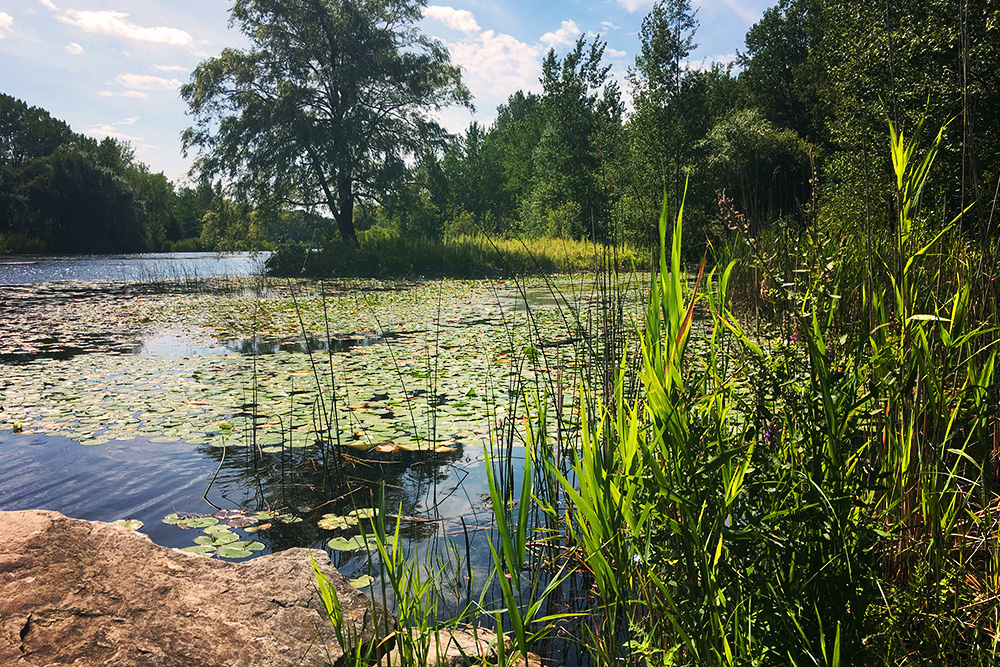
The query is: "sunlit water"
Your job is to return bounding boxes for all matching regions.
[0,256,572,589]
[0,251,270,285]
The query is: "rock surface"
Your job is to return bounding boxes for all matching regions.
[0,509,389,667]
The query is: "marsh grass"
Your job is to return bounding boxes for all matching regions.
[266,231,643,279]
[311,119,998,666]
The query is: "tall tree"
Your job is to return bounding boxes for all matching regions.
[529,36,618,238]
[181,0,471,247]
[628,0,700,225]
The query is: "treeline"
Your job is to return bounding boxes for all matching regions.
[0,93,220,254]
[6,0,998,256]
[360,0,998,255]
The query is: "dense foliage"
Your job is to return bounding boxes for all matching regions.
[0,93,220,254]
[181,0,471,247]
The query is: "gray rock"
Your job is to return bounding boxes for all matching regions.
[0,509,391,666]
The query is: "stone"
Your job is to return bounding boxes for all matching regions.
[0,510,391,666]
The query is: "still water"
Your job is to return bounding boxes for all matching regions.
[0,251,269,285]
[0,255,577,586]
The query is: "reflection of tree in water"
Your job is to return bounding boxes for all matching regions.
[193,440,462,529]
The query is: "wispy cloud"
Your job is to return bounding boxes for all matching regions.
[98,90,149,99]
[540,20,580,49]
[722,0,762,24]
[615,0,652,13]
[117,73,182,91]
[601,21,622,31]
[424,5,480,35]
[85,123,140,144]
[59,10,195,49]
[683,52,738,71]
[153,64,188,73]
[65,42,83,55]
[607,47,627,59]
[35,0,58,10]
[0,12,13,38]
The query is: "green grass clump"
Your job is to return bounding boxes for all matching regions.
[266,231,643,279]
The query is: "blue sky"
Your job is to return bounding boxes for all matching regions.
[0,1,771,183]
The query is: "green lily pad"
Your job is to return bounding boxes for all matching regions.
[180,545,216,556]
[318,514,351,530]
[162,513,184,525]
[194,536,215,546]
[327,535,379,551]
[348,508,378,520]
[181,517,219,529]
[203,524,232,534]
[215,545,252,559]
[349,574,375,589]
[211,531,239,545]
[111,519,143,531]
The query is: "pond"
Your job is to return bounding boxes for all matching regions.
[0,251,269,284]
[0,258,642,593]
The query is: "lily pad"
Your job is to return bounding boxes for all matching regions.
[327,535,379,551]
[216,545,252,559]
[318,514,351,530]
[211,531,239,545]
[180,545,216,556]
[349,574,375,589]
[110,519,143,531]
[180,516,219,529]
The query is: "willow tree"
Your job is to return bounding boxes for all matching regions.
[181,0,471,246]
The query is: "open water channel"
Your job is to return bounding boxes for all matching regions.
[0,253,622,592]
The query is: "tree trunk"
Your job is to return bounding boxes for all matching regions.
[334,170,359,247]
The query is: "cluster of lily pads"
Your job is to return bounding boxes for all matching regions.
[160,508,299,559]
[0,277,617,457]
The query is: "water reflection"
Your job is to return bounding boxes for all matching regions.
[0,252,269,285]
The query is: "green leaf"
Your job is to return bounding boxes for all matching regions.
[111,519,143,531]
[215,545,252,559]
[327,535,378,551]
[180,545,216,556]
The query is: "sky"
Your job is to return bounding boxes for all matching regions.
[0,0,772,184]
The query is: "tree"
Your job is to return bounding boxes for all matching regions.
[628,0,700,217]
[738,0,826,144]
[181,0,471,247]
[528,36,619,238]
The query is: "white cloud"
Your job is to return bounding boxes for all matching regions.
[0,12,13,38]
[153,64,188,73]
[682,52,738,71]
[607,47,627,59]
[723,0,762,24]
[601,21,621,31]
[540,20,580,49]
[449,29,542,104]
[35,0,58,10]
[59,10,195,49]
[85,124,140,143]
[65,42,83,55]
[98,90,149,99]
[424,5,480,35]
[117,73,182,91]
[615,0,652,12]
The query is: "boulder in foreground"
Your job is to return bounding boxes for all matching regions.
[0,509,389,666]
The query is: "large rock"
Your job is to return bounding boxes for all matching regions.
[0,510,390,666]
